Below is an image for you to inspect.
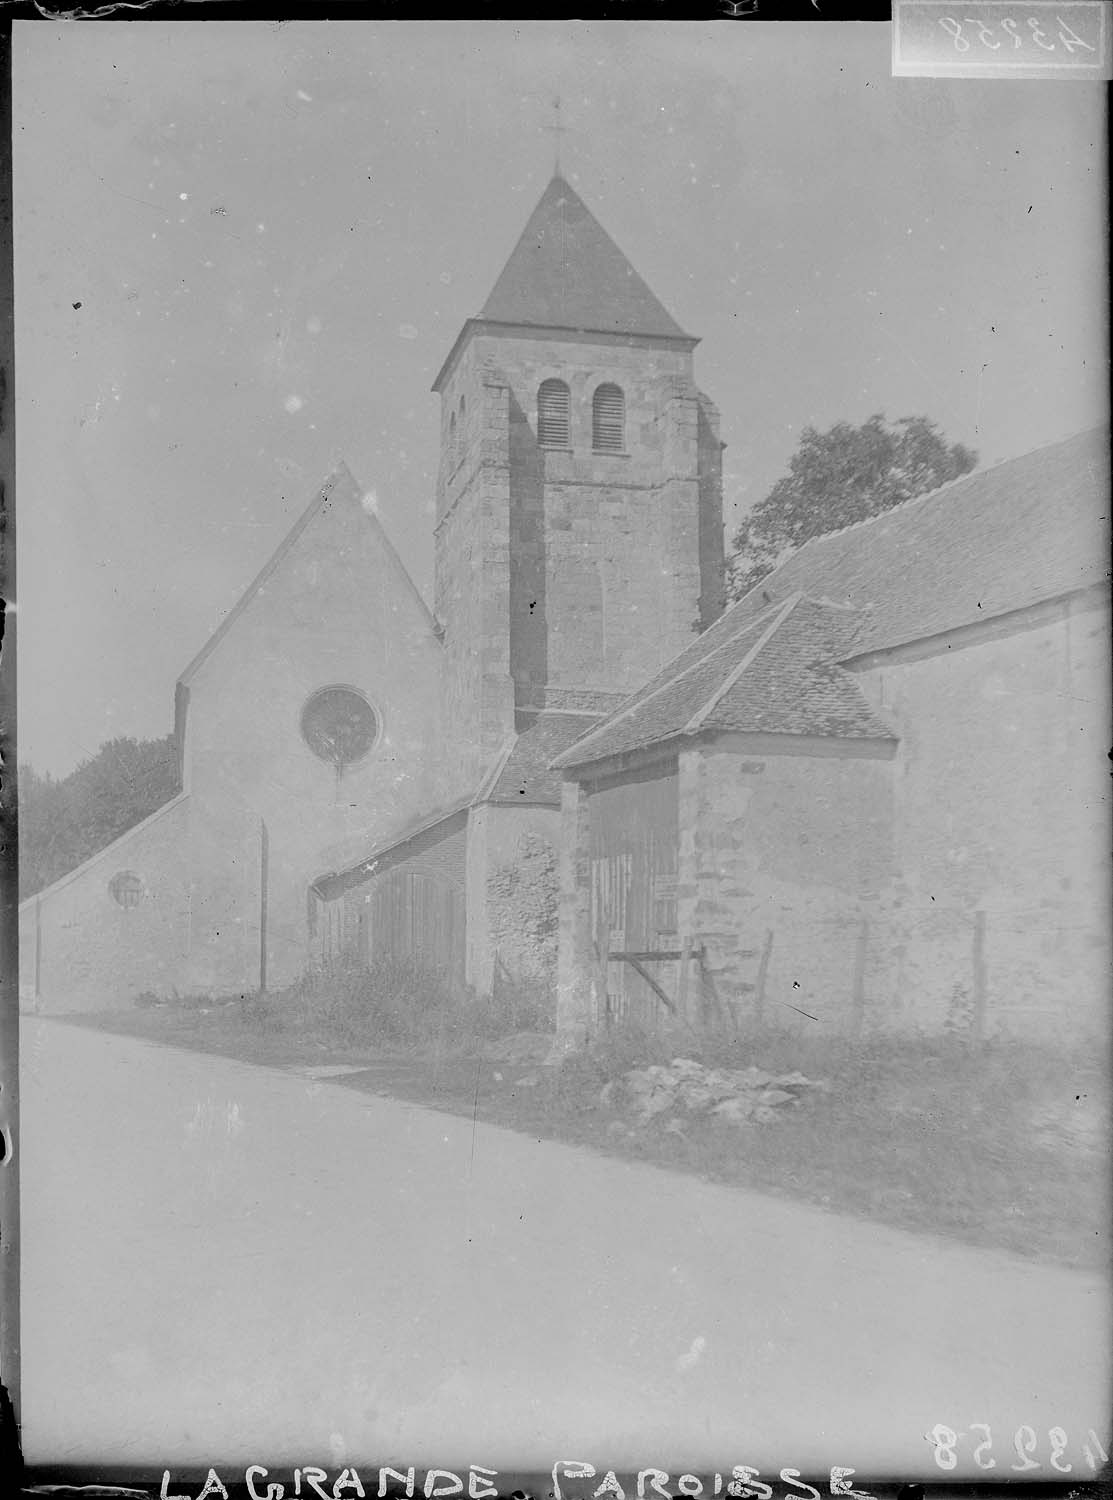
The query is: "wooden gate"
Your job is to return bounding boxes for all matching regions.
[370,867,465,986]
[586,762,679,1025]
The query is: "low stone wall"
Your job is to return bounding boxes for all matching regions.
[20,796,196,1012]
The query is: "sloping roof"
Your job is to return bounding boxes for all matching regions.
[553,427,1109,774]
[312,798,472,900]
[735,425,1111,658]
[314,714,603,891]
[477,174,693,341]
[552,596,894,770]
[480,713,603,804]
[178,463,439,688]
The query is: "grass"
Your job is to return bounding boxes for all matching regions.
[60,970,1110,1272]
[537,1020,1110,1269]
[120,956,555,1063]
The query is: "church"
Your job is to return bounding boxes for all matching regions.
[20,173,1110,1046]
[20,172,725,1013]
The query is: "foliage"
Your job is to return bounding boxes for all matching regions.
[488,969,555,1035]
[298,956,457,1050]
[18,734,180,898]
[281,954,553,1055]
[728,414,978,599]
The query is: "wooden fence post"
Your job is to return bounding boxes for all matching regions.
[754,929,774,1025]
[597,927,611,1028]
[677,935,693,1024]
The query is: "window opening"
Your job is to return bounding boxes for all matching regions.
[538,379,571,447]
[593,383,625,452]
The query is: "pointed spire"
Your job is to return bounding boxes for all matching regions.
[477,174,693,341]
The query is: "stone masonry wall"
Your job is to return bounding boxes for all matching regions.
[479,804,560,991]
[678,744,895,1033]
[435,342,517,774]
[524,337,707,696]
[438,330,722,720]
[859,599,1111,1041]
[553,778,595,1053]
[697,393,727,628]
[507,388,547,713]
[669,599,1111,1044]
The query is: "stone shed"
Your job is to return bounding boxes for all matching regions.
[550,427,1111,1050]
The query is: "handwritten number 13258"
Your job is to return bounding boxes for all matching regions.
[928,1424,1109,1473]
[938,14,1097,52]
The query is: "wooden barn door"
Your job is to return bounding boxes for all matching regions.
[370,867,465,991]
[587,763,679,1026]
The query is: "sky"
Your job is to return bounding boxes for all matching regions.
[13,19,1107,777]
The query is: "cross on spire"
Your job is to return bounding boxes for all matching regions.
[544,94,569,172]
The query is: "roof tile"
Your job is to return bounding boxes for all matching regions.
[742,425,1111,656]
[552,427,1108,772]
[479,175,692,341]
[553,598,893,769]
[486,712,603,803]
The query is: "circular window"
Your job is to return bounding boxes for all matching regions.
[110,871,144,909]
[300,686,379,772]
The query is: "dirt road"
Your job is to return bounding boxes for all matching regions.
[19,1018,1110,1477]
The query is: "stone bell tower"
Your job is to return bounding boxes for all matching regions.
[431,173,725,782]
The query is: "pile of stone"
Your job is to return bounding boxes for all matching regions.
[601,1057,828,1127]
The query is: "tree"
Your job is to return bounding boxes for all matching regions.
[728,414,978,600]
[18,733,180,899]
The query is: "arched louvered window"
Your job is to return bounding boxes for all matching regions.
[537,379,571,448]
[593,383,625,452]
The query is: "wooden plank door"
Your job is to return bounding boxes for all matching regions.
[587,763,679,1026]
